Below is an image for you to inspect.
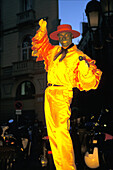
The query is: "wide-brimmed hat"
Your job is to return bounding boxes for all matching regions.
[50,24,80,40]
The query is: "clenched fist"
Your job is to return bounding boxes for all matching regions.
[78,60,89,76]
[39,19,47,32]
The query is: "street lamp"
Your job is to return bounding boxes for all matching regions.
[85,0,113,45]
[85,0,102,31]
[85,0,103,50]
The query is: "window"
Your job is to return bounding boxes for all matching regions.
[22,35,32,60]
[23,0,32,11]
[16,81,35,99]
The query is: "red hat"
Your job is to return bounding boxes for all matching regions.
[50,24,80,40]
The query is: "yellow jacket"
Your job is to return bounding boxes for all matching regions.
[32,28,102,91]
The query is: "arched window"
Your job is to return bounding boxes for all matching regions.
[16,81,35,100]
[22,35,32,60]
[23,0,32,11]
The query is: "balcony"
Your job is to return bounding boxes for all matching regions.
[1,60,45,79]
[12,60,45,77]
[17,9,36,25]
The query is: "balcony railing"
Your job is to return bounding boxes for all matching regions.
[12,60,45,76]
[1,60,45,78]
[17,9,36,25]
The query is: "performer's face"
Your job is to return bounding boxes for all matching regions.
[58,32,73,48]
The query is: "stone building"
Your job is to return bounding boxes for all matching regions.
[0,0,59,123]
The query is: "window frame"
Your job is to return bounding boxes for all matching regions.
[21,35,32,61]
[16,81,35,100]
[23,0,32,12]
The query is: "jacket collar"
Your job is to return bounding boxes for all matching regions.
[54,43,75,62]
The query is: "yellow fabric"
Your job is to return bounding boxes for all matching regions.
[45,86,76,170]
[32,29,102,91]
[47,46,102,91]
[32,25,102,170]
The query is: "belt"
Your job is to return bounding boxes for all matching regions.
[47,83,63,87]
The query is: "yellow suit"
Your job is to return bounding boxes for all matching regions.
[32,25,102,170]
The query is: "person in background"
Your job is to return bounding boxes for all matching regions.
[31,19,102,170]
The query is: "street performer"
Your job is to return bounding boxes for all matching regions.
[31,19,102,170]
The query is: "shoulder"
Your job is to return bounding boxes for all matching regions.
[69,45,84,56]
[74,46,84,55]
[48,45,61,55]
[73,46,92,60]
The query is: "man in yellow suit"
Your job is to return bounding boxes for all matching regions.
[32,19,102,170]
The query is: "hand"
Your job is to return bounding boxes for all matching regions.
[39,19,47,32]
[78,60,89,75]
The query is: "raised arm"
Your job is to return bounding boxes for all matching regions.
[31,19,55,70]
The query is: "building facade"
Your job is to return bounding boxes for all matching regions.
[0,0,59,123]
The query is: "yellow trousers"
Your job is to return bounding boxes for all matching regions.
[44,86,77,170]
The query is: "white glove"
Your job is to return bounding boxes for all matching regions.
[78,60,89,76]
[39,19,47,32]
